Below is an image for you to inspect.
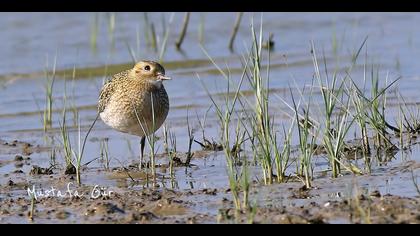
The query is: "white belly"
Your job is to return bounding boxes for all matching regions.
[100,107,165,137]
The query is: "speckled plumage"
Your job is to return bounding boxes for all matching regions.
[98,61,170,137]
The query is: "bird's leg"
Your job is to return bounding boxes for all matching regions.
[140,136,146,170]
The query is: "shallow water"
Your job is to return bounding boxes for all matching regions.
[1,12,420,223]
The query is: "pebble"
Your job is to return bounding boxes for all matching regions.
[56,211,71,220]
[369,190,381,198]
[14,155,23,161]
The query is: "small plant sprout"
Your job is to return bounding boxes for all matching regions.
[100,138,110,171]
[289,85,317,189]
[70,114,98,186]
[175,12,191,50]
[58,80,75,173]
[90,12,99,53]
[229,12,243,51]
[198,13,205,45]
[43,53,57,132]
[185,109,194,167]
[411,168,420,196]
[159,12,175,63]
[163,123,177,183]
[28,192,36,222]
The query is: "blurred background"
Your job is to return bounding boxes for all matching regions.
[1,12,419,75]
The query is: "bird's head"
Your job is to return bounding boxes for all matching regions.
[131,60,171,87]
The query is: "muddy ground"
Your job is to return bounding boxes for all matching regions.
[1,138,420,224]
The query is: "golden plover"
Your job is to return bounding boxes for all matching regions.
[98,60,171,166]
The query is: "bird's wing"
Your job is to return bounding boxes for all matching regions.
[98,70,129,113]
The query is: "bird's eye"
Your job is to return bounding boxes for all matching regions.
[144,65,151,71]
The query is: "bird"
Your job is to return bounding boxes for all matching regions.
[98,60,171,168]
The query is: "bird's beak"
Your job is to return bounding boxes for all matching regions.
[157,73,171,81]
